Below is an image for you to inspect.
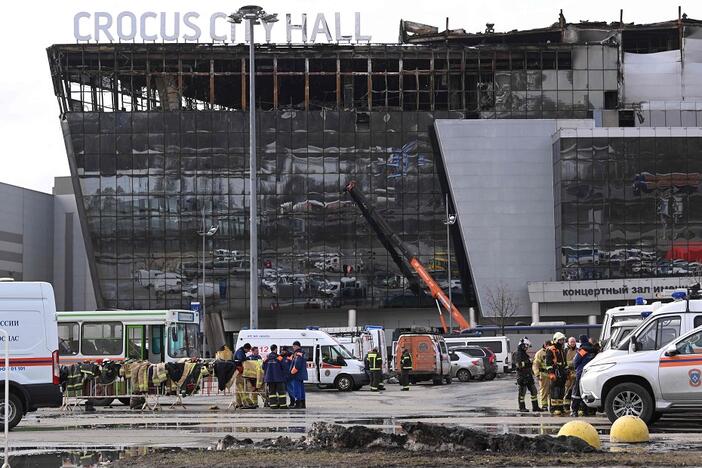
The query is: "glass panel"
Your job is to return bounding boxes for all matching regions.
[58,322,80,356]
[81,322,123,355]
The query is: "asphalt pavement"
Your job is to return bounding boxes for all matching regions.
[7,374,702,465]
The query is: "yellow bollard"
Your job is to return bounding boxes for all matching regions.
[610,415,650,443]
[557,420,601,449]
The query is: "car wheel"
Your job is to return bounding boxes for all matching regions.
[0,392,24,430]
[456,369,471,382]
[605,382,654,423]
[335,374,354,392]
[432,378,443,385]
[444,376,452,385]
[485,372,496,381]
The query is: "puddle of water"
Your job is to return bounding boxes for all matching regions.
[16,423,309,434]
[8,447,171,468]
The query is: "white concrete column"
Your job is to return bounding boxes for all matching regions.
[588,314,598,325]
[468,307,477,328]
[531,302,540,324]
[348,308,357,328]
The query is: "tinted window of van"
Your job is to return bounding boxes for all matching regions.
[58,322,79,356]
[82,322,123,355]
[473,341,503,353]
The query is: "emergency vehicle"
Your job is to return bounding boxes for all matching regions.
[581,324,702,424]
[235,329,369,391]
[323,325,388,375]
[0,281,62,428]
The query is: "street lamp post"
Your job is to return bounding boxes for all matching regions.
[444,194,457,332]
[229,6,278,330]
[198,207,219,354]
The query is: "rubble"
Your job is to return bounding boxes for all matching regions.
[213,422,597,454]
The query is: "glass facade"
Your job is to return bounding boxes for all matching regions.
[65,110,466,314]
[554,134,702,280]
[48,42,618,320]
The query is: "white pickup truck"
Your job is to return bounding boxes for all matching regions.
[581,323,702,423]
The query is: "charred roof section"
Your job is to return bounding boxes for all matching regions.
[400,12,702,53]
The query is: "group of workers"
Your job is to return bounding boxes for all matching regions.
[515,332,598,416]
[216,341,308,409]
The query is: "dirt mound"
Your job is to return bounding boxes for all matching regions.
[401,422,596,453]
[215,422,597,454]
[306,422,406,449]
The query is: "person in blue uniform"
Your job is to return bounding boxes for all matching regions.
[263,344,287,409]
[290,343,308,408]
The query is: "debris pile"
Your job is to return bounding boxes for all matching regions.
[401,422,596,453]
[214,422,597,454]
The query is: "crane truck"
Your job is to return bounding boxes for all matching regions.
[344,181,470,333]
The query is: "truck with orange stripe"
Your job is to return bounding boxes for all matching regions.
[580,296,702,423]
[0,281,62,428]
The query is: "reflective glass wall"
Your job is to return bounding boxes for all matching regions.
[65,110,466,314]
[554,135,702,280]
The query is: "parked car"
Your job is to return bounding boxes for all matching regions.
[445,336,511,373]
[452,346,497,380]
[449,350,484,382]
[581,324,702,424]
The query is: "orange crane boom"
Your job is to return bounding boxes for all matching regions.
[345,181,471,333]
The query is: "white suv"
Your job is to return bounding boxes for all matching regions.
[581,325,702,423]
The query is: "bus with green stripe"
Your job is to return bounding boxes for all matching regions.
[56,310,200,363]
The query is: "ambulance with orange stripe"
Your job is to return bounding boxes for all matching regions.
[236,329,369,391]
[581,296,702,424]
[0,281,62,429]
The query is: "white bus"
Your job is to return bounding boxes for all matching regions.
[56,309,200,364]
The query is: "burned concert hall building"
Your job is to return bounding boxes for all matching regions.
[47,14,702,335]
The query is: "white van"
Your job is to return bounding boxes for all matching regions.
[444,336,511,373]
[235,329,369,391]
[324,325,388,375]
[600,301,664,345]
[590,298,702,363]
[0,281,62,428]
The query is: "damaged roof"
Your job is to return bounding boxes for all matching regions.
[399,13,702,47]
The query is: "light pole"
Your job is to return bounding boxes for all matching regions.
[229,6,278,330]
[444,194,457,332]
[198,207,219,353]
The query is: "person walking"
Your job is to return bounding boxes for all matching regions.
[263,344,287,409]
[546,332,568,415]
[515,337,541,412]
[571,334,596,417]
[364,348,383,391]
[563,336,578,410]
[532,341,551,410]
[399,347,413,391]
[290,347,308,408]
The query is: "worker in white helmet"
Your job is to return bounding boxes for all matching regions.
[546,332,568,415]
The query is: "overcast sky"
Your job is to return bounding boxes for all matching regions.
[1,1,700,193]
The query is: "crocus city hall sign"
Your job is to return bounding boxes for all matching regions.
[74,11,372,43]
